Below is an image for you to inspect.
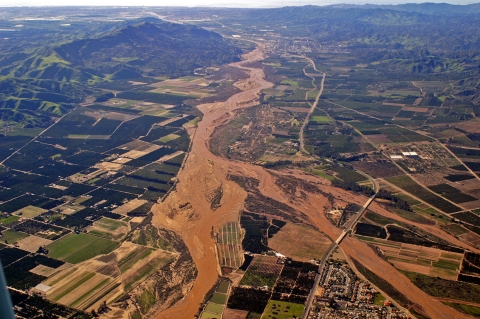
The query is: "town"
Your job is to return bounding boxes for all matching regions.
[309,262,409,319]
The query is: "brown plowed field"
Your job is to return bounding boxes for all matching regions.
[151,43,471,319]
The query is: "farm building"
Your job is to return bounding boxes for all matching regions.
[32,283,52,296]
[389,155,403,159]
[402,152,419,158]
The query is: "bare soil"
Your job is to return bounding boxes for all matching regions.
[30,265,60,277]
[222,308,248,319]
[268,222,330,261]
[17,235,52,252]
[454,119,480,133]
[112,199,148,215]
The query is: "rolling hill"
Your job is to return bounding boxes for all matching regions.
[0,20,242,127]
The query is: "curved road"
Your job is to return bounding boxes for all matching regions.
[299,56,325,154]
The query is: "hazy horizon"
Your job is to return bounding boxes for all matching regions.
[1,0,478,8]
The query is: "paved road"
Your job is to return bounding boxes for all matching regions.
[301,173,378,319]
[298,56,325,154]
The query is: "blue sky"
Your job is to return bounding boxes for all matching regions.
[1,0,478,7]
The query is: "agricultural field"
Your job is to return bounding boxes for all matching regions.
[86,217,129,240]
[386,175,461,214]
[261,300,304,319]
[209,55,345,164]
[112,199,149,216]
[46,233,119,264]
[459,251,480,285]
[384,142,460,171]
[357,237,463,280]
[41,240,174,311]
[227,256,317,317]
[223,308,249,319]
[360,211,463,252]
[43,267,121,311]
[210,103,303,163]
[443,302,480,318]
[2,250,64,290]
[272,261,318,303]
[0,76,191,316]
[227,287,272,315]
[239,213,272,254]
[239,255,283,289]
[402,271,480,305]
[17,235,53,253]
[354,223,387,239]
[1,229,29,244]
[268,223,331,262]
[215,221,244,269]
[149,76,213,98]
[13,205,47,218]
[441,223,470,236]
[200,280,231,319]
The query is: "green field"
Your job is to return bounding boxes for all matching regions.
[280,79,298,86]
[124,254,174,290]
[432,258,460,270]
[394,193,421,205]
[94,218,127,231]
[216,281,229,294]
[307,168,336,181]
[329,166,367,183]
[0,215,20,226]
[441,252,464,260]
[158,133,180,143]
[210,292,227,305]
[88,217,128,240]
[137,289,156,314]
[443,302,480,317]
[46,233,119,263]
[311,115,331,123]
[240,271,279,289]
[401,271,480,304]
[373,293,386,306]
[118,245,153,273]
[261,300,304,319]
[13,205,47,218]
[204,302,224,315]
[1,229,29,244]
[51,272,96,302]
[187,117,200,126]
[201,312,221,319]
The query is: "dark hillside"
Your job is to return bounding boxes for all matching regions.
[53,21,241,77]
[0,20,242,126]
[230,6,480,52]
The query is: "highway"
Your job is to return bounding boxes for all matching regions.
[301,173,378,319]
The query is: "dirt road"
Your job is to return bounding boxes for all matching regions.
[151,43,471,319]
